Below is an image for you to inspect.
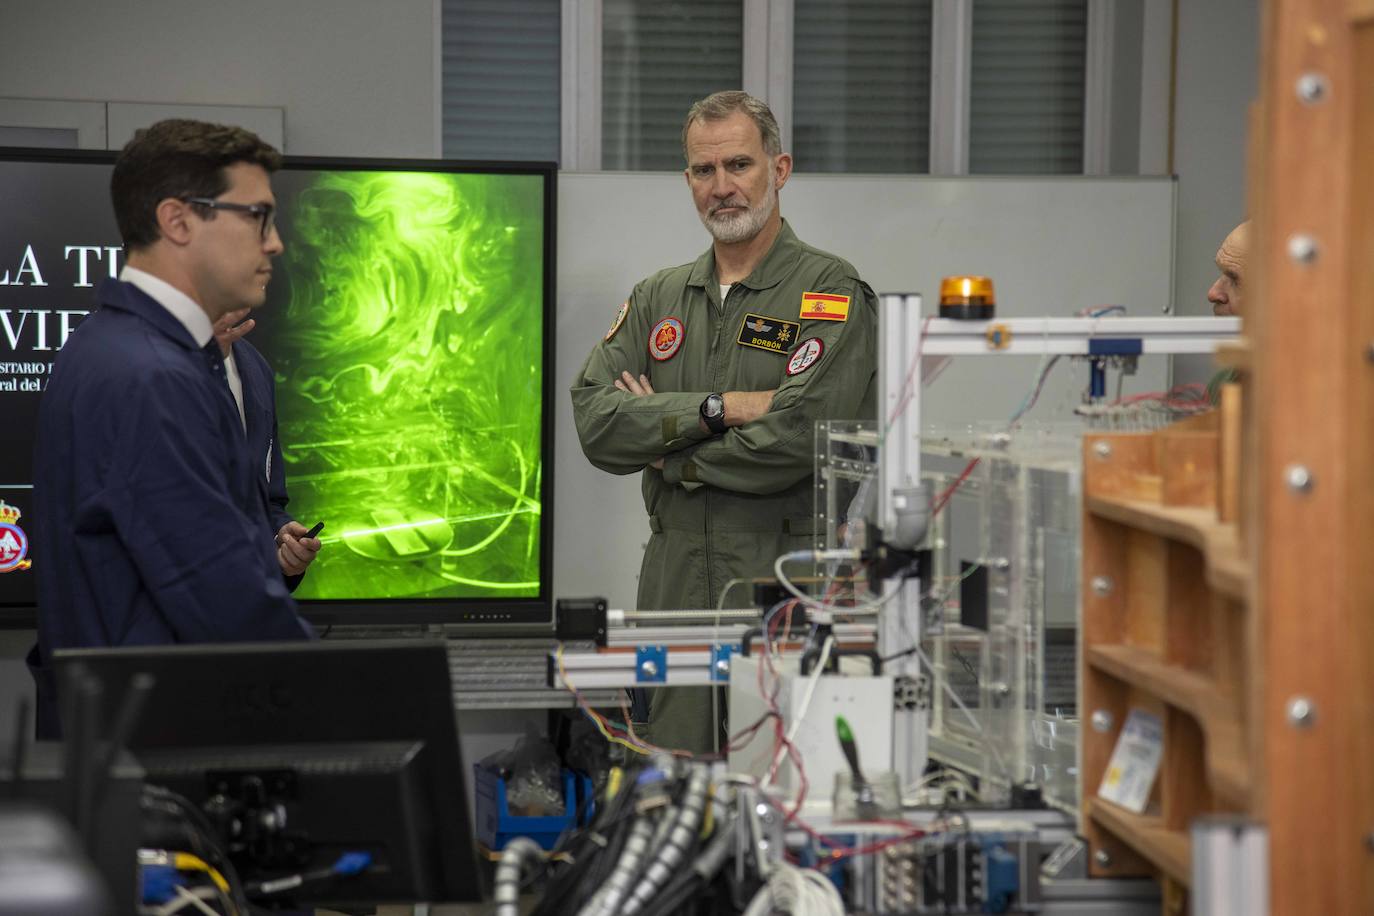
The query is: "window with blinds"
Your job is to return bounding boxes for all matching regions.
[441,0,561,163]
[602,0,743,171]
[969,0,1087,174]
[792,0,933,173]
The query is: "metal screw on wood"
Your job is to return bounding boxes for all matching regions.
[1091,576,1114,597]
[1286,696,1316,728]
[1091,709,1114,733]
[1285,465,1314,493]
[1287,234,1319,264]
[1093,848,1113,868]
[1092,441,1112,459]
[1296,72,1329,104]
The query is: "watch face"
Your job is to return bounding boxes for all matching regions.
[704,394,725,418]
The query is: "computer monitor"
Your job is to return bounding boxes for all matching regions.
[52,639,482,908]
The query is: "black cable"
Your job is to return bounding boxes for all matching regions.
[637,845,701,916]
[639,812,734,916]
[951,647,979,686]
[141,784,254,915]
[530,768,642,916]
[569,807,638,908]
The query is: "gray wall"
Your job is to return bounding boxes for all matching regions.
[1171,0,1261,316]
[0,0,439,158]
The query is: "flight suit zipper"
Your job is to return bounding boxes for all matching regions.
[703,281,739,608]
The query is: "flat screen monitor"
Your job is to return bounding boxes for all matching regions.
[0,149,556,626]
[52,638,483,907]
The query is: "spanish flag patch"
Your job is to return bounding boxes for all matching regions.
[800,291,850,322]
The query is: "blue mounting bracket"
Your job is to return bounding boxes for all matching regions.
[635,645,668,683]
[709,643,737,683]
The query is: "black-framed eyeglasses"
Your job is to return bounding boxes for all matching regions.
[182,197,276,240]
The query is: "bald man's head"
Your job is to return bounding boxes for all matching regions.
[1207,221,1250,316]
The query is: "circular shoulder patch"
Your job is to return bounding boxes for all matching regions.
[649,317,685,361]
[785,337,824,376]
[605,301,629,341]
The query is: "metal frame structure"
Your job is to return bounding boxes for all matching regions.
[876,297,1242,789]
[549,619,878,689]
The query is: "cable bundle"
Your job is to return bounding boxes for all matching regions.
[742,861,846,916]
[518,760,739,916]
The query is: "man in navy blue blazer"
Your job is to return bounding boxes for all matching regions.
[29,119,315,737]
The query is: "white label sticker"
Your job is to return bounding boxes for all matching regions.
[1097,708,1164,813]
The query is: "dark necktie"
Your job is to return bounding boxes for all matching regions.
[203,339,243,427]
[202,340,231,389]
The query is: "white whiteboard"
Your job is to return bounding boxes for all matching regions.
[553,173,1176,608]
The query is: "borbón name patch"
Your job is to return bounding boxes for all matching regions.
[736,313,800,355]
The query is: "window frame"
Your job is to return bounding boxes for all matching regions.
[501,0,1163,174]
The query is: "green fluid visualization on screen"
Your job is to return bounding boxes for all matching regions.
[264,169,545,601]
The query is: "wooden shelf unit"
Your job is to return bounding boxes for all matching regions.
[1075,1,1374,909]
[1078,407,1252,905]
[1086,798,1191,887]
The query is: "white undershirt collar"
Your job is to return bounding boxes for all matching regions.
[120,265,214,348]
[120,265,246,432]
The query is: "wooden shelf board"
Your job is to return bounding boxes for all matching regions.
[1087,643,1251,807]
[1089,798,1191,885]
[1087,644,1216,716]
[1213,338,1251,373]
[1085,495,1248,601]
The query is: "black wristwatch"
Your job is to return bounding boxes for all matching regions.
[700,393,727,434]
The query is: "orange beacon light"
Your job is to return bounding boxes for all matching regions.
[939,275,995,320]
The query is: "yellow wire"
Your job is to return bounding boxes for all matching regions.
[171,852,231,895]
[555,644,653,757]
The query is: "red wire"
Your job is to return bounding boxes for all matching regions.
[931,456,980,517]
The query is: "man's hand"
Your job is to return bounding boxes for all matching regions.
[615,370,656,396]
[276,521,322,577]
[213,307,256,357]
[721,389,776,428]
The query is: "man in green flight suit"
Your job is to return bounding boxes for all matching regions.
[571,90,878,753]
